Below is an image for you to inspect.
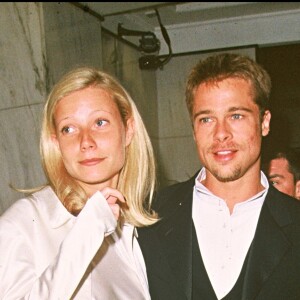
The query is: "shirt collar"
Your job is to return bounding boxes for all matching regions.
[195,167,269,202]
[36,186,75,228]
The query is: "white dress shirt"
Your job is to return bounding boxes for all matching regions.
[192,168,269,299]
[0,186,150,300]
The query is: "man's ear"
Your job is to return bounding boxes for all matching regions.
[295,180,300,200]
[262,110,271,137]
[125,118,135,147]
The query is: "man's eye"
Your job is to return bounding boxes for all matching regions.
[270,180,278,186]
[232,114,242,120]
[96,119,108,127]
[200,117,211,123]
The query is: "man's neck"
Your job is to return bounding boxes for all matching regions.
[201,171,264,214]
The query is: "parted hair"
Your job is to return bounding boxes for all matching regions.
[40,67,157,226]
[185,53,272,120]
[264,149,300,183]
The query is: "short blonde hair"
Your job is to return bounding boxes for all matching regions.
[41,67,157,226]
[186,53,272,121]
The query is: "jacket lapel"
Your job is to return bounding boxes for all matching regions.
[138,177,195,300]
[157,188,194,300]
[242,187,292,299]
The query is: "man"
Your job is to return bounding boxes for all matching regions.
[138,53,300,300]
[263,149,300,199]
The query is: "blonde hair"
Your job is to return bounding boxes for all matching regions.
[40,67,157,226]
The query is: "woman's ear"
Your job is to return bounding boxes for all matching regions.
[51,133,59,148]
[125,118,135,147]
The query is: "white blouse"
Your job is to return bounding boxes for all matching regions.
[0,186,150,300]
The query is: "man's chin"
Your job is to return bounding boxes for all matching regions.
[213,169,242,183]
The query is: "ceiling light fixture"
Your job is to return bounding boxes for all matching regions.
[118,9,172,70]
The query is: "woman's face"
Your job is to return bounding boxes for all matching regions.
[52,86,134,196]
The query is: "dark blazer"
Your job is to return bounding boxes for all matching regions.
[138,175,300,300]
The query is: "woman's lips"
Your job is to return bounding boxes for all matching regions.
[79,158,104,166]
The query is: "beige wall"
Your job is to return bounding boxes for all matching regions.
[0,3,46,213]
[0,3,103,213]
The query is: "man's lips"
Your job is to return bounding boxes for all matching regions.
[79,158,104,166]
[213,149,237,161]
[215,150,233,155]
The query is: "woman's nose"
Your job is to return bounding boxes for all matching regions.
[80,130,96,151]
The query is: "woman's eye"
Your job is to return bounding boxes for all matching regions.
[61,126,74,134]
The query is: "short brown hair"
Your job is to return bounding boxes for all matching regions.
[185,53,271,120]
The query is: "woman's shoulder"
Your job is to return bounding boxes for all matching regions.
[0,186,60,227]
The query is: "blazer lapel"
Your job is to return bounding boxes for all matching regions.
[137,223,176,282]
[157,188,194,300]
[242,187,292,300]
[138,177,195,300]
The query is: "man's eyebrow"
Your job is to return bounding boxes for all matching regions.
[193,109,211,121]
[268,174,284,179]
[228,107,253,113]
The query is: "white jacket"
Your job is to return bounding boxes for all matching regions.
[0,186,150,300]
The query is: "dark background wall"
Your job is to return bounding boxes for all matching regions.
[257,43,300,162]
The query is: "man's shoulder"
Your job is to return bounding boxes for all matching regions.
[157,176,195,197]
[268,185,300,205]
[152,172,198,213]
[266,185,300,223]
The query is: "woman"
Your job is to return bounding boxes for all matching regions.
[0,67,157,299]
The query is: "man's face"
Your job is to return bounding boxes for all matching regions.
[192,78,270,184]
[267,157,297,198]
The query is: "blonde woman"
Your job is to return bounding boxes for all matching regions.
[0,67,157,299]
